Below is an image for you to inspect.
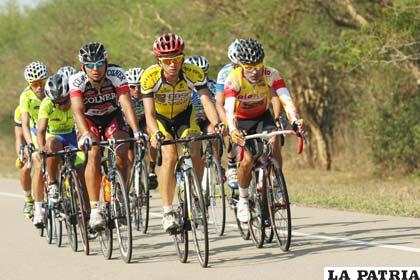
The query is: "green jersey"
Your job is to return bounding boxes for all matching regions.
[38,98,75,134]
[19,86,42,129]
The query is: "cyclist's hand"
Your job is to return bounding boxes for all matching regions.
[214,122,226,135]
[275,117,283,129]
[292,119,305,137]
[15,158,24,169]
[78,132,93,150]
[133,130,143,142]
[230,129,245,147]
[151,131,164,149]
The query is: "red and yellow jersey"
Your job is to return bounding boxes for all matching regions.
[224,66,298,121]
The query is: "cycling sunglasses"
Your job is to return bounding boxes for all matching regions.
[159,55,184,66]
[84,60,105,69]
[241,62,264,71]
[129,83,140,90]
[29,79,47,88]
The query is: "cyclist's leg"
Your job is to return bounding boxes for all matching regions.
[105,112,130,185]
[21,160,33,217]
[31,131,44,226]
[156,117,180,231]
[236,150,254,222]
[83,117,103,229]
[45,134,64,202]
[183,108,204,182]
[127,128,135,172]
[45,134,64,183]
[144,120,158,189]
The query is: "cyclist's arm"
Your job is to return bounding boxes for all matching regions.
[37,118,48,151]
[14,126,24,156]
[142,97,159,136]
[119,93,140,133]
[270,70,299,123]
[21,111,33,145]
[70,96,90,136]
[215,90,226,123]
[271,90,282,119]
[198,87,219,126]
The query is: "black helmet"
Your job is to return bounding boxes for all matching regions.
[78,42,108,63]
[44,73,69,101]
[236,38,265,64]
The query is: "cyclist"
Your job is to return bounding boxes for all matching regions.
[37,73,79,202]
[70,42,141,231]
[141,33,220,232]
[224,38,303,222]
[184,55,217,135]
[19,61,48,227]
[215,40,241,189]
[14,104,33,218]
[125,67,158,189]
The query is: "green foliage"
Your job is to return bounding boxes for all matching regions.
[0,0,418,175]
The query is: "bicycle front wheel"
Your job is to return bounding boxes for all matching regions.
[70,170,90,255]
[206,158,226,236]
[53,208,63,247]
[60,174,78,252]
[267,159,292,251]
[173,177,188,263]
[249,194,265,248]
[188,169,209,267]
[112,170,132,263]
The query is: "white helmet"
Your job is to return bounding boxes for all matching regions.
[227,39,240,64]
[57,66,78,79]
[24,61,48,83]
[44,73,70,101]
[185,55,209,74]
[125,67,144,84]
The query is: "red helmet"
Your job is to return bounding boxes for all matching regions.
[153,33,185,57]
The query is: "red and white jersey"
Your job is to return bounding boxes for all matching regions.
[69,65,129,117]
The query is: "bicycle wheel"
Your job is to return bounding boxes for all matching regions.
[99,204,113,260]
[264,227,274,243]
[53,208,63,247]
[133,159,150,234]
[206,158,226,236]
[232,190,250,240]
[173,177,188,263]
[45,206,53,244]
[60,174,77,252]
[112,170,132,263]
[267,159,291,251]
[249,192,265,248]
[70,170,90,255]
[188,169,209,267]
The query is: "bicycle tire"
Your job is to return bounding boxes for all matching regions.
[264,227,274,243]
[267,159,292,251]
[206,158,226,236]
[188,168,209,267]
[138,158,150,234]
[99,204,113,260]
[232,189,250,240]
[173,177,188,263]
[60,174,78,252]
[249,193,265,248]
[112,170,133,263]
[53,208,63,247]
[46,207,53,244]
[70,170,90,255]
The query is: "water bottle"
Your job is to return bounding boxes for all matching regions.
[102,175,111,202]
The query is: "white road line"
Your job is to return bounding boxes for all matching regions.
[2,191,419,254]
[0,192,22,199]
[149,210,420,254]
[292,231,420,253]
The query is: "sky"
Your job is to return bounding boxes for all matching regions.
[0,0,42,12]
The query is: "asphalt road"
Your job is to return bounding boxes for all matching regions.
[1,178,419,280]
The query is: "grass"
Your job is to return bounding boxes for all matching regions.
[284,165,420,217]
